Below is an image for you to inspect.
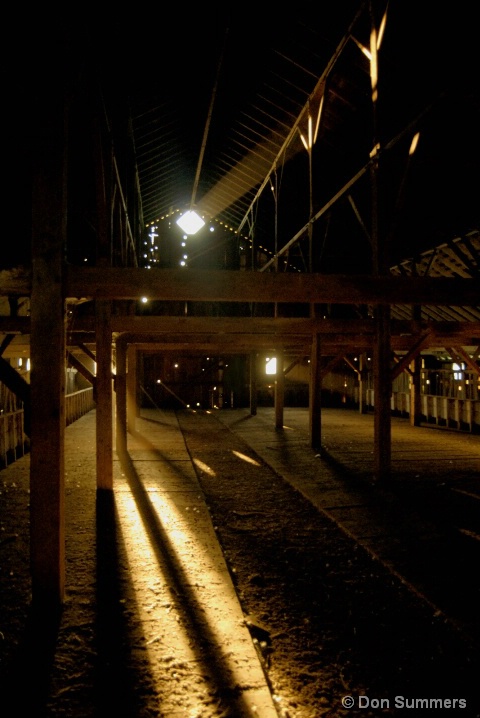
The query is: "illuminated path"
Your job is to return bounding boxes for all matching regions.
[110,409,279,717]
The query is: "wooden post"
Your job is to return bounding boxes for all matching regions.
[369,6,391,483]
[127,343,137,431]
[115,336,127,455]
[358,353,369,414]
[96,300,113,490]
[274,349,284,429]
[410,355,422,426]
[30,72,67,607]
[411,305,423,426]
[309,333,322,450]
[373,305,392,482]
[249,352,257,416]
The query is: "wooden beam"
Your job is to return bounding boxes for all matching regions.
[64,267,480,307]
[446,346,480,376]
[62,315,480,338]
[391,331,433,381]
[66,351,96,387]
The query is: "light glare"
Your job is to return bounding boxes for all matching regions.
[176,210,205,235]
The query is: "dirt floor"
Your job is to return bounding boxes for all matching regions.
[0,407,479,717]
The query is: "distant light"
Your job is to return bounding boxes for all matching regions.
[266,357,277,375]
[409,132,420,156]
[141,297,148,303]
[176,210,205,235]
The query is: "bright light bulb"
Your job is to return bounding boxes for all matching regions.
[176,210,205,235]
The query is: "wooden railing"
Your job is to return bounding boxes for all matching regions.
[365,389,480,433]
[0,409,26,469]
[65,387,96,426]
[0,387,96,470]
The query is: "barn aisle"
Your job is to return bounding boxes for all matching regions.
[0,406,479,717]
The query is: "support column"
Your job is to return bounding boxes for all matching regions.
[309,333,322,450]
[115,336,127,455]
[369,6,391,483]
[410,355,422,426]
[30,73,67,608]
[274,349,284,429]
[358,353,369,414]
[411,305,423,426]
[96,300,113,490]
[373,305,392,482]
[249,352,257,416]
[127,344,137,432]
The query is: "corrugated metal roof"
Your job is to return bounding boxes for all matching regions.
[390,231,480,323]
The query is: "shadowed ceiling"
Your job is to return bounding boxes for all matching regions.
[61,0,480,275]
[4,1,480,281]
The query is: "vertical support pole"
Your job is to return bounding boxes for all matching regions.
[369,1,391,482]
[358,353,369,414]
[218,359,224,409]
[309,333,322,450]
[274,349,284,429]
[410,355,422,426]
[373,305,392,482]
[115,336,127,455]
[30,72,67,608]
[127,344,137,432]
[95,300,113,490]
[249,352,257,416]
[411,304,423,426]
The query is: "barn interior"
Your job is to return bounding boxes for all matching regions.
[1,1,480,713]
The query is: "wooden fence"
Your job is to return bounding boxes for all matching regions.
[0,387,95,470]
[366,389,480,433]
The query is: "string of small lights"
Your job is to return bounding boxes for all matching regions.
[144,210,301,272]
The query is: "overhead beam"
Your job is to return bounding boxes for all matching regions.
[390,331,433,381]
[63,267,480,307]
[112,317,480,344]
[66,351,96,387]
